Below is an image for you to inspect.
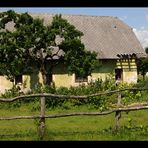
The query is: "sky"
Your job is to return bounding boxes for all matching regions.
[0,7,148,48]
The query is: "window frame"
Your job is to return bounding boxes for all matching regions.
[115,68,123,80]
[15,75,23,85]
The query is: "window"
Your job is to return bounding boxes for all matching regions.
[75,74,88,83]
[46,73,52,85]
[115,69,123,80]
[15,75,23,85]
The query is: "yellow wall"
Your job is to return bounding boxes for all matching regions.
[0,76,13,94]
[116,59,137,83]
[22,75,31,89]
[0,59,138,95]
[0,60,117,93]
[53,74,73,87]
[89,73,111,82]
[53,60,116,87]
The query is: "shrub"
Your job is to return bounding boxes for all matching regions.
[1,74,146,110]
[136,76,148,88]
[0,86,22,109]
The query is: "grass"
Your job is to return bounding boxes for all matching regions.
[0,102,148,141]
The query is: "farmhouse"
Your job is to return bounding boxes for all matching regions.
[0,13,146,94]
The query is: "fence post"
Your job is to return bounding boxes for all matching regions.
[114,91,121,131]
[115,111,121,130]
[39,96,46,140]
[117,90,121,105]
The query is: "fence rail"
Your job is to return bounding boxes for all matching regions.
[0,87,148,139]
[0,88,148,102]
[1,105,148,120]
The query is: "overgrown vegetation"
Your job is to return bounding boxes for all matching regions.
[0,108,148,140]
[0,75,148,140]
[136,47,148,80]
[1,75,148,111]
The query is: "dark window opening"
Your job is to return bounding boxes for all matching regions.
[115,69,123,80]
[46,73,53,85]
[75,74,88,83]
[15,75,23,85]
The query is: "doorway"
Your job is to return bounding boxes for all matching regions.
[115,68,123,81]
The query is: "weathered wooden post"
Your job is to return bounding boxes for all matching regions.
[117,90,121,105]
[39,96,46,140]
[114,90,121,131]
[115,110,121,130]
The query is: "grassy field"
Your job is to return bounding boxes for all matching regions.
[0,103,148,141]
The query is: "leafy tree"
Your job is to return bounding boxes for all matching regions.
[145,47,148,54]
[0,10,98,86]
[0,10,34,82]
[137,47,148,80]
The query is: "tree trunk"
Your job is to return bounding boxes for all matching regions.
[142,74,145,81]
[40,64,47,85]
[39,50,54,86]
[40,63,53,86]
[38,49,47,85]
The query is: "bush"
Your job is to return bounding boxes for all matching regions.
[1,75,146,110]
[0,86,22,109]
[136,76,148,88]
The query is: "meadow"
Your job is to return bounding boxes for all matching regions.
[0,103,148,141]
[0,77,148,141]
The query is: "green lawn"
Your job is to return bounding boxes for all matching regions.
[0,103,148,141]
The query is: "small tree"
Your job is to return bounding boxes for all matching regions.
[137,47,148,80]
[145,47,148,55]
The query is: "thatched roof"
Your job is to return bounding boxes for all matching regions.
[4,12,147,59]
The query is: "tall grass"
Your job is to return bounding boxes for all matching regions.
[0,104,148,140]
[0,76,148,140]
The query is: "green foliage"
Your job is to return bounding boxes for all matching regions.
[0,86,22,109]
[102,124,148,140]
[1,107,148,140]
[0,10,35,81]
[0,74,147,110]
[136,46,148,80]
[116,83,142,105]
[28,83,64,110]
[136,76,148,88]
[60,39,98,76]
[145,47,148,54]
[133,77,148,102]
[0,10,98,85]
[1,86,20,98]
[23,76,119,110]
[137,57,148,79]
[102,113,148,140]
[43,84,65,109]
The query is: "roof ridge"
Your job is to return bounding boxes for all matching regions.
[0,10,119,19]
[28,12,117,19]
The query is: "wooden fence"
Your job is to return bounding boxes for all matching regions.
[0,88,148,139]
